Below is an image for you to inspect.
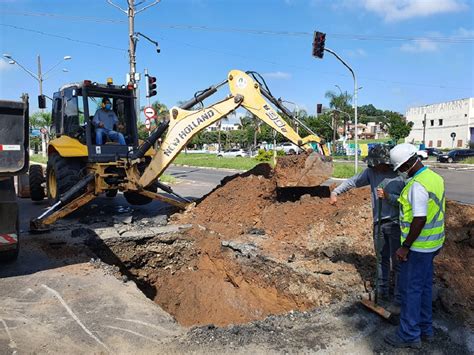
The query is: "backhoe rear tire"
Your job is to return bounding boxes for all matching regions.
[29,164,45,201]
[46,153,85,204]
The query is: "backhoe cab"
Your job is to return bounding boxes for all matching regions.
[50,80,138,162]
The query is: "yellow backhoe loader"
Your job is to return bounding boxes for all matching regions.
[30,70,332,231]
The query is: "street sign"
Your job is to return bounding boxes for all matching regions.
[40,127,47,135]
[450,132,456,139]
[145,118,151,130]
[144,106,156,119]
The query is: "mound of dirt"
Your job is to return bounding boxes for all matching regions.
[274,153,333,187]
[103,165,473,328]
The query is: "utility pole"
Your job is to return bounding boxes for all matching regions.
[128,0,136,85]
[422,113,427,147]
[107,0,161,87]
[37,55,43,111]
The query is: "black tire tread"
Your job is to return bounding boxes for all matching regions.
[47,153,85,203]
[29,164,45,201]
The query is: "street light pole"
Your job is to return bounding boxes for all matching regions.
[324,48,359,173]
[4,53,71,157]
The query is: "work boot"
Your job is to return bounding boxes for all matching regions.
[421,334,434,343]
[384,332,421,349]
[387,303,401,316]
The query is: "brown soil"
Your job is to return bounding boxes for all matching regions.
[100,165,474,328]
[274,152,333,187]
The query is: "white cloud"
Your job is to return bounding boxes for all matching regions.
[263,71,291,79]
[400,38,440,52]
[453,27,474,38]
[343,0,467,22]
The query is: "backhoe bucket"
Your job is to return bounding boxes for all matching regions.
[274,152,333,188]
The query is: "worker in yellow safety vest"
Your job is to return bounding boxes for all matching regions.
[384,143,445,350]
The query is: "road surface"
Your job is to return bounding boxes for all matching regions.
[166,165,474,205]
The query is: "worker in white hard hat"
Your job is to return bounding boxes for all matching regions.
[330,144,405,310]
[385,143,445,350]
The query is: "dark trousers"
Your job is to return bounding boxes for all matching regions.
[397,250,439,342]
[373,220,401,304]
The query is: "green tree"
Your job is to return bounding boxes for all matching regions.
[382,112,413,143]
[30,111,52,130]
[302,114,337,143]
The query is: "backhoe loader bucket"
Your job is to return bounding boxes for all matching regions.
[274,152,333,188]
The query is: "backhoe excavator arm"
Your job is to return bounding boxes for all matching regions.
[138,70,328,189]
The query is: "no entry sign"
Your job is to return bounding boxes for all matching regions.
[144,106,156,119]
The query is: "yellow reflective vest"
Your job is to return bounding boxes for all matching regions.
[398,168,445,252]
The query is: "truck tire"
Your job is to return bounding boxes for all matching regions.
[29,164,46,201]
[0,217,19,263]
[46,153,85,204]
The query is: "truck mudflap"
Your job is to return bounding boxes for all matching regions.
[0,233,18,251]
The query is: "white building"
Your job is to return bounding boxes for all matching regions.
[405,98,474,148]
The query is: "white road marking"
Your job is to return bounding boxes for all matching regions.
[105,325,162,344]
[113,317,178,335]
[41,284,110,352]
[0,318,17,350]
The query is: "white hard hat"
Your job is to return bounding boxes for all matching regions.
[390,143,418,171]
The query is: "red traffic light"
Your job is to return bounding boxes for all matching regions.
[312,31,326,59]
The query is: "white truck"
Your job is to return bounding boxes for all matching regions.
[0,95,29,262]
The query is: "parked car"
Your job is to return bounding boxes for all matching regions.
[424,147,443,157]
[217,148,249,158]
[416,150,428,160]
[437,149,474,163]
[276,142,301,155]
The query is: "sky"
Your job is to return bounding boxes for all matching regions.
[0,0,473,121]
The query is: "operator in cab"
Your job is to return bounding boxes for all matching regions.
[93,97,126,145]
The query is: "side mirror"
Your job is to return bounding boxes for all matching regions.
[38,95,46,109]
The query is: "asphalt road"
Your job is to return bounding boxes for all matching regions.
[167,164,474,205]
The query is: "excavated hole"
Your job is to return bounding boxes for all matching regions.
[276,186,331,202]
[85,229,365,328]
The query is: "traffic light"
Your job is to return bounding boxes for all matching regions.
[38,95,46,109]
[312,31,326,59]
[316,103,323,115]
[147,75,157,98]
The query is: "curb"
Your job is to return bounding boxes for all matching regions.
[170,164,245,173]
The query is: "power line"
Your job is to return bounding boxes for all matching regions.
[1,20,471,91]
[3,11,474,44]
[0,23,127,52]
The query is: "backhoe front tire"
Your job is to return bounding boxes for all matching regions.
[46,153,84,204]
[29,164,45,201]
[123,183,158,206]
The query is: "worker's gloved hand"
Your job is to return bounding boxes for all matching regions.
[329,192,337,205]
[376,187,387,199]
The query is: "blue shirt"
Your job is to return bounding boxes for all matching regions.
[92,109,119,130]
[333,167,405,223]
